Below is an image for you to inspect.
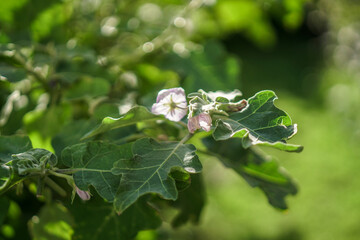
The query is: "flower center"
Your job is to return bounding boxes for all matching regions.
[170,101,177,109]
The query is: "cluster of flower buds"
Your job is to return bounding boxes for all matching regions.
[151,88,247,134]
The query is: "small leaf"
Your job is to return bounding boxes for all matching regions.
[11,148,57,175]
[213,90,303,152]
[203,137,297,209]
[0,135,33,163]
[82,106,162,139]
[112,138,202,213]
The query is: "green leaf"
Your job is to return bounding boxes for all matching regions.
[68,196,161,240]
[0,197,10,225]
[62,141,133,202]
[62,138,202,213]
[162,41,241,93]
[11,148,57,175]
[51,120,98,158]
[0,135,32,163]
[112,138,202,213]
[170,173,205,228]
[29,203,74,240]
[213,90,303,152]
[82,106,162,139]
[31,3,72,41]
[0,65,27,82]
[203,137,297,209]
[64,77,110,100]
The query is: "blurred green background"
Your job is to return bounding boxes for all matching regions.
[1,0,360,239]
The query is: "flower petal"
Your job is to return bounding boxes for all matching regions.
[152,102,170,115]
[156,87,186,103]
[165,107,187,122]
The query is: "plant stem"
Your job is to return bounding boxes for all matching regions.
[48,170,74,181]
[44,177,67,197]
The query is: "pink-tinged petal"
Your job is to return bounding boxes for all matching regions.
[76,187,91,201]
[198,113,212,132]
[187,116,200,133]
[156,87,185,103]
[165,107,187,122]
[151,102,170,115]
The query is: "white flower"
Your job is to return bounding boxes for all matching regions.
[187,113,212,133]
[151,87,188,122]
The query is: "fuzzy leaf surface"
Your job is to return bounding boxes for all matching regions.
[213,90,303,152]
[11,148,57,175]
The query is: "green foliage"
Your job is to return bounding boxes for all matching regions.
[0,0,307,238]
[83,106,162,139]
[0,135,32,163]
[68,196,161,240]
[29,203,74,240]
[112,138,202,213]
[212,90,303,152]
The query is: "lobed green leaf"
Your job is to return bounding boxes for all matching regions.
[112,138,202,213]
[213,90,303,152]
[62,141,133,202]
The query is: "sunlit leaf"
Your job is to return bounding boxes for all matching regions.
[213,90,303,152]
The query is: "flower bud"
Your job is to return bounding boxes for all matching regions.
[187,115,200,133]
[187,113,212,133]
[198,113,212,132]
[76,187,91,201]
